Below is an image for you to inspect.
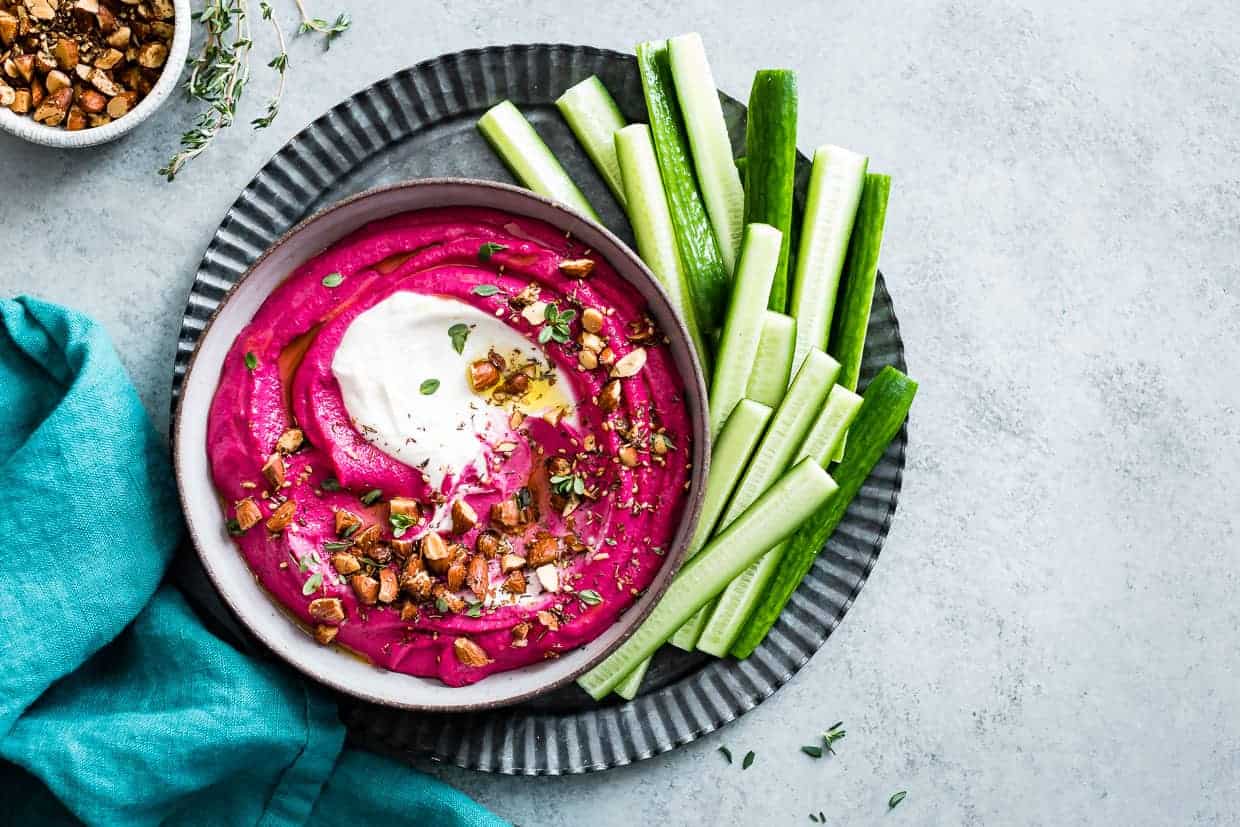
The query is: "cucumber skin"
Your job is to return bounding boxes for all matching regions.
[829,173,892,393]
[636,41,730,333]
[477,101,600,221]
[578,459,837,699]
[743,70,798,313]
[729,366,917,659]
[556,76,628,208]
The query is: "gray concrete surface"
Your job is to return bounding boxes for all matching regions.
[2,1,1238,824]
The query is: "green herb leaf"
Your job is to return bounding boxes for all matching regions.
[742,750,755,770]
[467,603,483,618]
[226,518,243,536]
[323,540,353,551]
[301,571,323,595]
[472,284,501,297]
[435,597,450,613]
[801,745,823,758]
[297,554,311,573]
[537,326,553,344]
[360,488,383,506]
[448,323,471,354]
[717,746,732,764]
[477,242,507,261]
[515,486,533,510]
[577,589,603,606]
[341,522,360,538]
[244,352,258,371]
[321,477,342,492]
[824,722,846,753]
[322,272,344,288]
[420,379,440,395]
[888,791,907,810]
[390,512,417,538]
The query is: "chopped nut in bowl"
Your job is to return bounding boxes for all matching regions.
[0,0,189,148]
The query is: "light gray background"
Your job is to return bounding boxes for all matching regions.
[2,1,1237,824]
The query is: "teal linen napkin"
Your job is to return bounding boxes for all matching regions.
[0,298,506,827]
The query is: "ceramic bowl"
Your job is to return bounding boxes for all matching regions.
[173,179,711,711]
[0,0,190,148]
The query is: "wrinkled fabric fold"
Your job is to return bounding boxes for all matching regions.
[0,297,505,827]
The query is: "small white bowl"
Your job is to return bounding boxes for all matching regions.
[0,0,190,148]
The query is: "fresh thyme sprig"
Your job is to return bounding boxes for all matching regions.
[292,0,350,46]
[252,2,288,129]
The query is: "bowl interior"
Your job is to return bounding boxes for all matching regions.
[174,179,709,711]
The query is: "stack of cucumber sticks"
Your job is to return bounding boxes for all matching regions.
[477,32,917,700]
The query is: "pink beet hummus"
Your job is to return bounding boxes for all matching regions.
[207,207,693,686]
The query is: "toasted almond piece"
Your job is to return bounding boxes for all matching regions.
[0,12,17,46]
[610,347,647,378]
[579,331,604,353]
[468,359,501,391]
[276,427,304,454]
[489,497,521,531]
[389,538,415,559]
[331,552,361,575]
[30,79,45,108]
[537,609,560,631]
[308,597,345,624]
[94,48,123,71]
[368,543,393,565]
[77,87,106,113]
[400,567,434,601]
[64,106,86,130]
[581,307,605,334]
[511,622,530,647]
[52,37,78,70]
[535,563,559,593]
[446,561,467,591]
[500,553,527,574]
[313,624,338,645]
[558,258,595,279]
[261,453,285,488]
[350,574,379,605]
[86,112,112,128]
[475,529,504,558]
[352,523,382,550]
[526,533,559,567]
[599,347,616,367]
[420,531,452,575]
[9,88,29,113]
[234,497,262,531]
[597,379,622,412]
[150,21,173,38]
[453,637,492,667]
[27,0,55,21]
[106,24,131,49]
[545,455,572,476]
[105,90,134,118]
[433,585,466,614]
[95,3,117,31]
[265,500,296,532]
[399,600,419,621]
[652,433,671,455]
[334,509,362,536]
[150,0,174,19]
[12,54,34,83]
[74,63,92,82]
[520,300,548,326]
[377,568,398,603]
[137,41,167,69]
[89,68,119,96]
[388,496,419,518]
[0,84,13,107]
[578,349,598,370]
[618,445,639,467]
[467,555,489,599]
[504,570,526,594]
[33,86,71,125]
[450,498,477,534]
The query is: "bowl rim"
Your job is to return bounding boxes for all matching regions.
[0,0,191,149]
[172,177,711,711]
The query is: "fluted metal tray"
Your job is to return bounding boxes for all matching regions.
[171,43,907,775]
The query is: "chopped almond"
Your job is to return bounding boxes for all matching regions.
[597,379,622,412]
[334,509,362,536]
[610,347,647,378]
[526,533,560,567]
[598,347,616,367]
[378,568,399,603]
[467,555,489,599]
[400,568,434,601]
[388,497,419,518]
[262,453,286,488]
[308,597,345,624]
[276,428,305,454]
[52,37,78,69]
[0,12,16,46]
[265,500,296,532]
[399,600,419,621]
[511,622,531,647]
[32,86,70,125]
[581,307,605,334]
[432,585,465,614]
[558,258,595,279]
[352,524,382,551]
[535,564,559,593]
[504,570,526,595]
[350,574,379,605]
[618,445,639,468]
[313,624,338,645]
[389,538,415,560]
[476,529,505,557]
[545,455,572,477]
[468,359,501,391]
[490,497,521,531]
[77,88,106,113]
[651,433,671,455]
[446,561,467,592]
[500,553,527,574]
[234,498,262,531]
[537,609,560,631]
[420,531,451,575]
[9,88,30,114]
[453,637,492,667]
[368,544,393,565]
[137,41,167,69]
[331,552,361,576]
[450,498,477,534]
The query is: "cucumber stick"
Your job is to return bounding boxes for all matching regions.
[673,349,840,650]
[613,659,648,700]
[696,385,862,655]
[745,311,796,408]
[708,223,783,437]
[477,101,600,221]
[729,366,916,659]
[615,124,713,372]
[611,398,772,694]
[556,76,628,208]
[636,41,730,333]
[577,458,838,699]
[743,70,798,312]
[789,145,869,370]
[828,173,891,462]
[667,33,745,273]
